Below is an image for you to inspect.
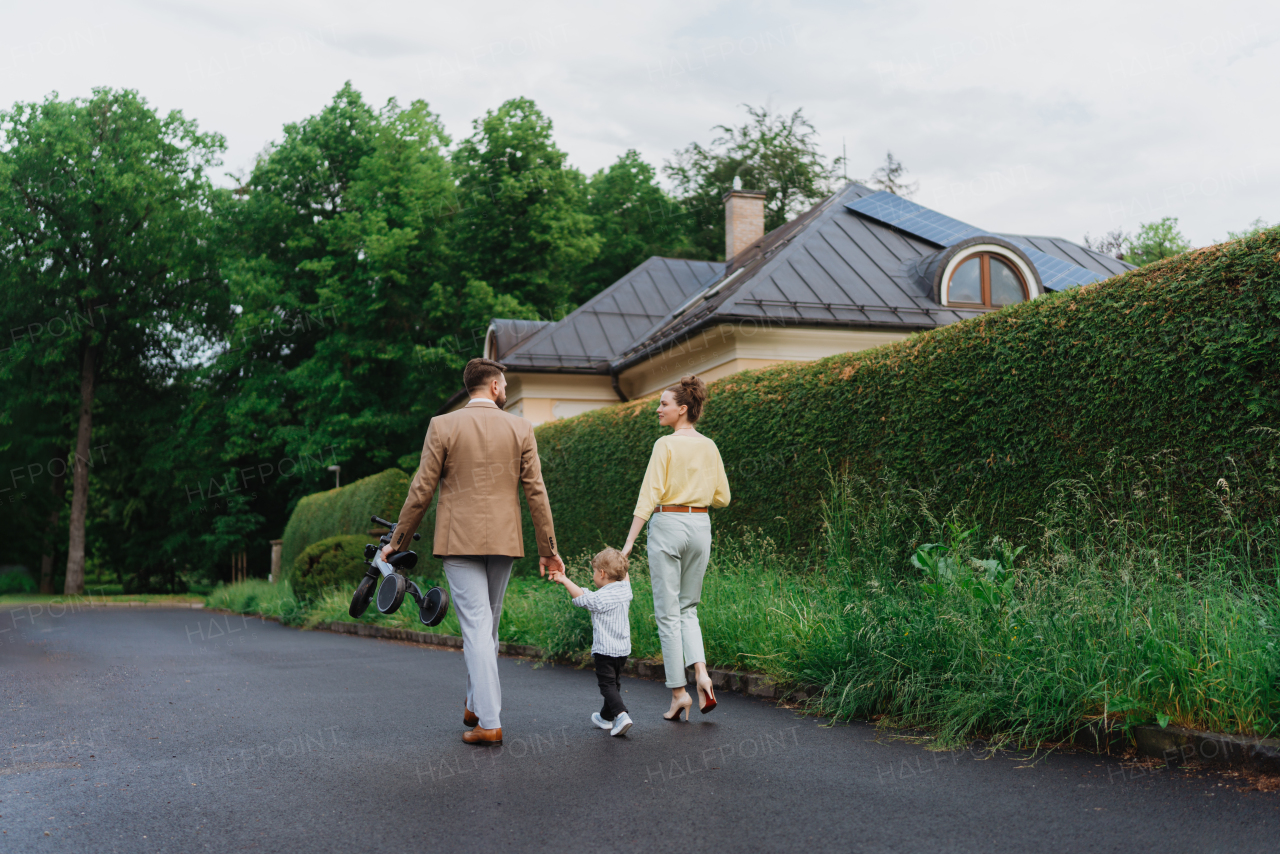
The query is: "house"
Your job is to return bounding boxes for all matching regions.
[459,182,1133,425]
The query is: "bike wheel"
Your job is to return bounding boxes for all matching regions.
[376,572,407,614]
[419,585,449,627]
[349,573,377,618]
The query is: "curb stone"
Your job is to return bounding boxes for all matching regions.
[3,599,204,610]
[319,617,1279,772]
[1133,724,1280,774]
[1069,717,1280,773]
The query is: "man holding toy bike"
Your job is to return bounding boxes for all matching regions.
[383,358,563,746]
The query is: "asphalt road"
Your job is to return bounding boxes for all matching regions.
[3,606,1278,854]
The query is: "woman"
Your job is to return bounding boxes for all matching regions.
[621,375,731,721]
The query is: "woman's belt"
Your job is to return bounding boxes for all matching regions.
[654,505,708,513]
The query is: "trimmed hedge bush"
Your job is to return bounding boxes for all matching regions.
[290,535,371,603]
[280,469,420,579]
[0,566,37,594]
[530,230,1280,561]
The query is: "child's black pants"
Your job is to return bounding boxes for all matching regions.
[593,653,629,720]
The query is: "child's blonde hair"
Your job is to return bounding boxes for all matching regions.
[593,547,629,582]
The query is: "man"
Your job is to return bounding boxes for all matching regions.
[382,358,563,745]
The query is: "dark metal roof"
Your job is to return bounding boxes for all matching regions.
[994,233,1133,279]
[488,319,551,361]
[612,183,983,368]
[497,182,1136,373]
[495,256,724,372]
[844,191,1120,290]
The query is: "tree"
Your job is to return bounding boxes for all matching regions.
[0,88,228,594]
[208,86,469,562]
[867,151,918,198]
[449,98,599,318]
[1226,218,1272,241]
[1125,217,1192,266]
[577,150,694,300]
[1083,228,1130,261]
[665,104,844,260]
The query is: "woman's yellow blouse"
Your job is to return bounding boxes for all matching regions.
[632,434,732,521]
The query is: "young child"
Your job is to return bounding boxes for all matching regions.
[548,548,633,736]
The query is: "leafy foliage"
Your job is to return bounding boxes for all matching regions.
[0,568,37,595]
[290,534,370,603]
[0,87,229,593]
[219,84,464,484]
[578,150,695,300]
[279,468,415,576]
[914,524,1023,621]
[449,97,600,319]
[665,104,844,260]
[1226,217,1272,241]
[1125,216,1192,266]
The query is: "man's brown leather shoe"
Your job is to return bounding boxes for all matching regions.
[462,726,502,745]
[463,705,479,727]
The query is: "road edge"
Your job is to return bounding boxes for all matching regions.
[217,611,1280,775]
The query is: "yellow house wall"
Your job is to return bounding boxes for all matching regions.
[456,324,911,425]
[500,372,618,427]
[617,324,911,400]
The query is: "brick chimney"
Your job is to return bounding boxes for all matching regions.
[722,186,766,262]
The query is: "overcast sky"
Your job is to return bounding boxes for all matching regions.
[5,0,1276,247]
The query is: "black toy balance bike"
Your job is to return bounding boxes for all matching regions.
[349,514,449,626]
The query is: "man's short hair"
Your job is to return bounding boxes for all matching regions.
[593,548,629,582]
[463,358,506,393]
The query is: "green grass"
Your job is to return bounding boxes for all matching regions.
[208,462,1280,748]
[785,470,1280,746]
[205,579,308,624]
[784,541,1280,746]
[206,545,842,674]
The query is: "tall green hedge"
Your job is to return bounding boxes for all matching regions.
[529,230,1280,560]
[280,469,424,578]
[290,535,371,602]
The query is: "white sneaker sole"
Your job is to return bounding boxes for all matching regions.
[611,719,632,737]
[591,714,612,730]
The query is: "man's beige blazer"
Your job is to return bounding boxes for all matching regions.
[388,398,557,558]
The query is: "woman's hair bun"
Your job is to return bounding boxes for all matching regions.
[667,375,709,423]
[680,375,708,403]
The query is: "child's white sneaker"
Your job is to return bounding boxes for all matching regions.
[590,713,612,730]
[610,712,633,737]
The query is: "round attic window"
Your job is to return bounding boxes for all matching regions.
[940,245,1038,309]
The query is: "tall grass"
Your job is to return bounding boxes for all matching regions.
[206,579,307,624]
[791,466,1280,745]
[209,448,1280,747]
[234,545,845,672]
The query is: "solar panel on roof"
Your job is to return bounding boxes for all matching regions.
[846,191,1103,291]
[1017,246,1104,290]
[846,192,987,247]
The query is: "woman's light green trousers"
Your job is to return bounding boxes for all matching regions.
[646,512,712,688]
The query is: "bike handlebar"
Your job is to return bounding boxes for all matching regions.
[371,515,421,541]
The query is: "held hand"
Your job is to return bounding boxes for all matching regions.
[380,544,395,562]
[539,554,565,578]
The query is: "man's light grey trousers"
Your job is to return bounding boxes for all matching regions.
[443,554,514,729]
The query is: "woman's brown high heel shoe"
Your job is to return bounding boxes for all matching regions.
[696,677,717,714]
[663,693,693,721]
